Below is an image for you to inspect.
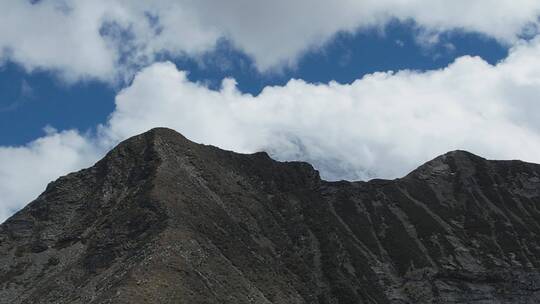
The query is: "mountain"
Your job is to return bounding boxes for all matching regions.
[2,128,540,303]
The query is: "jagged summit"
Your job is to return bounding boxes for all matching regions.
[403,149,482,179]
[2,128,540,303]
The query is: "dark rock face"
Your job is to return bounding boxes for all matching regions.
[2,128,540,303]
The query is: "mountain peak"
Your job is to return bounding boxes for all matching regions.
[143,127,192,145]
[102,127,192,159]
[405,149,487,180]
[3,131,540,303]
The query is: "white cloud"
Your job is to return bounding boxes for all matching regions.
[1,0,540,81]
[3,38,540,223]
[0,1,117,82]
[0,128,100,221]
[104,38,540,180]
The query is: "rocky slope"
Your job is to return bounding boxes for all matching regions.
[2,128,540,303]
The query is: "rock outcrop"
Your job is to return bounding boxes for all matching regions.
[2,128,540,303]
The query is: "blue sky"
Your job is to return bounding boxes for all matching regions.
[1,1,540,222]
[0,21,507,146]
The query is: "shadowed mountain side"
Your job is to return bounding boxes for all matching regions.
[2,128,540,303]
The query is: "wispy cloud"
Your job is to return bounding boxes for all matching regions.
[0,79,33,112]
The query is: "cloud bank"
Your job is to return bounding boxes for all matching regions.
[1,0,539,81]
[0,128,98,221]
[2,38,540,222]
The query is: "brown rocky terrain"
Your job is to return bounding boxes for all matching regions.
[2,128,540,303]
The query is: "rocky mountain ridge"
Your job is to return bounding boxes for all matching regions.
[2,128,540,303]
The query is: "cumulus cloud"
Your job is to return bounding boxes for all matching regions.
[1,0,540,81]
[3,38,540,222]
[0,128,100,221]
[103,38,540,179]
